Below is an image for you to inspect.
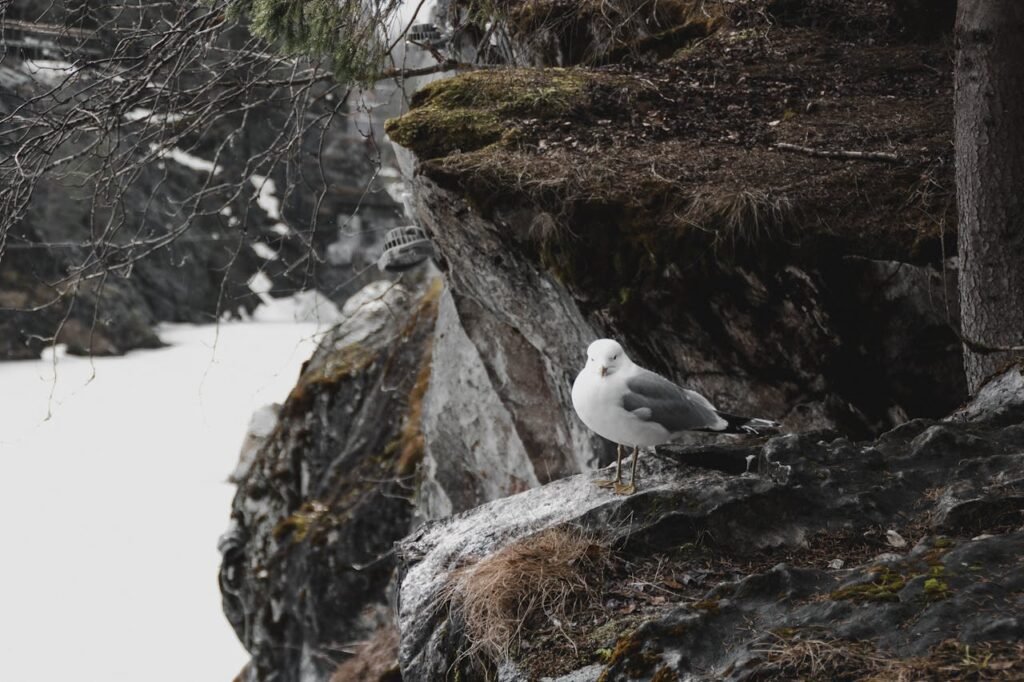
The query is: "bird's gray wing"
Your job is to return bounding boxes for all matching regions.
[622,370,725,432]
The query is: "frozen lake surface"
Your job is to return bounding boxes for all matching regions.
[0,320,324,681]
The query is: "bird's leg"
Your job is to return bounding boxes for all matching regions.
[595,444,624,488]
[615,445,639,495]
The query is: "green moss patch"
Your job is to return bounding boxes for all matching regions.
[830,567,907,603]
[289,343,376,400]
[597,630,662,681]
[923,576,951,600]
[385,108,504,161]
[385,68,612,160]
[830,539,962,605]
[273,500,333,542]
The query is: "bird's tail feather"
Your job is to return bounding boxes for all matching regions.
[714,413,781,435]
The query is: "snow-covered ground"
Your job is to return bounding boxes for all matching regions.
[0,318,329,681]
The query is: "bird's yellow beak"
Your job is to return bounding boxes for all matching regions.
[600,366,608,377]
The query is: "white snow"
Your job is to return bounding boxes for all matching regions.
[246,404,279,439]
[0,320,327,682]
[341,279,405,318]
[231,404,280,483]
[247,270,274,296]
[250,241,280,261]
[246,273,343,325]
[331,280,408,347]
[249,175,293,236]
[125,108,185,124]
[249,174,282,220]
[253,289,342,325]
[150,144,222,175]
[22,59,77,85]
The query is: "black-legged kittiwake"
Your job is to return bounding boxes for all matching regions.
[571,338,780,494]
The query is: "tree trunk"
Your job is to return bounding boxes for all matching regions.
[955,0,1024,393]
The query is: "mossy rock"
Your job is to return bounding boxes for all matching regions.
[385,68,617,160]
[293,343,376,393]
[830,567,907,603]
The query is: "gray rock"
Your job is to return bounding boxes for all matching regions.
[231,404,281,484]
[418,287,545,519]
[542,664,605,682]
[395,380,1024,681]
[397,454,781,681]
[221,279,439,682]
[396,153,966,445]
[948,364,1024,425]
[410,175,608,471]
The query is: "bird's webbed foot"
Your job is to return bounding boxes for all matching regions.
[613,481,636,496]
[596,444,626,490]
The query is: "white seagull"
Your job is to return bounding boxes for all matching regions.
[572,338,780,494]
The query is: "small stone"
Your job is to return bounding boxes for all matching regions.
[828,558,845,570]
[874,552,903,563]
[886,530,907,548]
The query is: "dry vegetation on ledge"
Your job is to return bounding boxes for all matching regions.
[440,527,610,671]
[386,0,955,298]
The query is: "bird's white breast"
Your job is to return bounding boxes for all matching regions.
[572,366,671,447]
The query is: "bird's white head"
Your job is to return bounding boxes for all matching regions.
[586,338,630,377]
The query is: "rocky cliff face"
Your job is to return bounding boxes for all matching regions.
[221,279,438,682]
[218,2,1013,681]
[385,0,964,438]
[396,367,1024,681]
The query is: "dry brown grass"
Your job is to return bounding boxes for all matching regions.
[499,0,725,65]
[329,625,401,682]
[681,188,796,249]
[754,636,1024,681]
[756,636,910,680]
[442,527,609,668]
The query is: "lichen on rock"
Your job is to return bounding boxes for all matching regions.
[220,277,441,681]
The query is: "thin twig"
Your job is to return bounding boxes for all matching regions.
[774,142,902,163]
[379,60,471,79]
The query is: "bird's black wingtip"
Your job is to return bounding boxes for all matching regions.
[717,413,782,435]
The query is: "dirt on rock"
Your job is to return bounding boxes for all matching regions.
[389,0,956,284]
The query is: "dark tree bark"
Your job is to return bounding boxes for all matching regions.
[955,0,1024,392]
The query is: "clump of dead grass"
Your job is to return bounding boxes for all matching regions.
[754,635,1024,681]
[442,526,609,669]
[329,625,400,682]
[680,188,796,249]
